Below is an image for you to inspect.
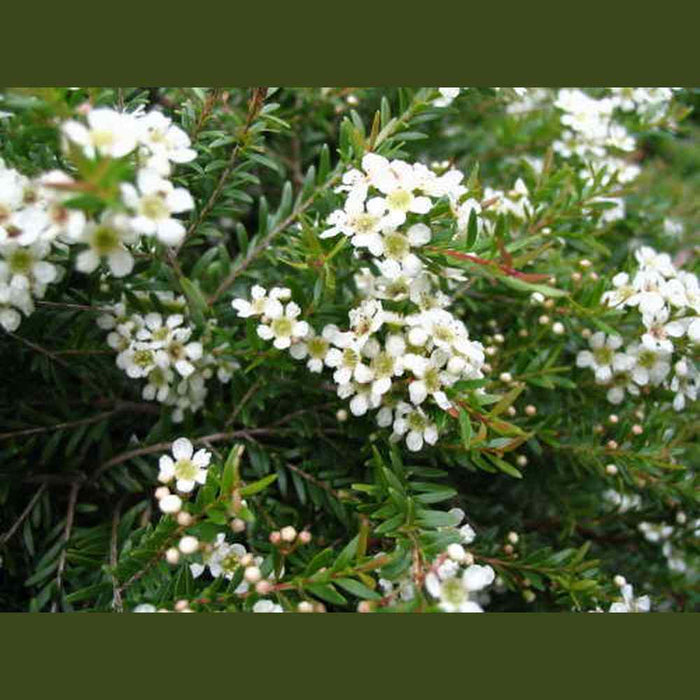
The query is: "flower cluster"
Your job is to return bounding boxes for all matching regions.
[0,106,196,332]
[378,508,495,612]
[231,155,490,451]
[97,294,238,421]
[577,246,698,410]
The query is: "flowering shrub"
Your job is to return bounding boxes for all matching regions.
[0,87,697,613]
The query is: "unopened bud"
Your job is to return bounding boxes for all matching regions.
[298,531,312,545]
[176,511,193,527]
[605,464,618,476]
[165,547,180,565]
[255,580,273,595]
[231,518,246,533]
[297,601,314,613]
[631,424,643,435]
[525,405,537,416]
[507,531,519,545]
[244,566,262,584]
[269,531,282,545]
[178,536,199,555]
[280,526,297,543]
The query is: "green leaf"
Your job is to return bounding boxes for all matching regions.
[459,408,472,449]
[335,578,381,600]
[240,473,278,497]
[306,583,347,606]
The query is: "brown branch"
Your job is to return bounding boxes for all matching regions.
[0,484,47,546]
[51,482,79,612]
[175,87,268,255]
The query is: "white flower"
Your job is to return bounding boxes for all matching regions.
[252,599,283,613]
[601,272,635,308]
[609,584,650,613]
[0,240,57,293]
[627,343,671,387]
[404,349,453,409]
[320,193,386,256]
[361,154,432,228]
[121,169,194,245]
[289,327,332,372]
[391,402,438,452]
[257,300,309,350]
[136,111,197,174]
[76,213,136,277]
[434,87,461,107]
[669,359,698,411]
[158,437,211,493]
[640,308,685,353]
[63,108,139,159]
[576,332,629,383]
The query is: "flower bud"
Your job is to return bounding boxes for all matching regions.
[357,601,373,613]
[631,424,643,435]
[154,486,170,500]
[297,601,314,613]
[298,531,312,545]
[525,405,537,416]
[178,536,199,555]
[552,322,565,335]
[176,511,193,527]
[231,518,246,533]
[447,543,466,562]
[269,531,282,545]
[500,372,512,383]
[165,547,180,565]
[605,464,618,476]
[336,409,348,422]
[507,531,519,545]
[159,494,182,514]
[280,526,297,543]
[255,580,273,595]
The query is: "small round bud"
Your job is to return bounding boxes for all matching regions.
[552,322,565,335]
[174,599,190,612]
[313,603,327,613]
[607,440,619,450]
[518,329,529,338]
[594,423,604,434]
[581,328,591,338]
[538,315,550,325]
[240,553,254,567]
[579,259,592,269]
[507,531,519,545]
[298,531,312,545]
[176,511,193,527]
[280,526,298,543]
[504,544,514,555]
[244,566,262,584]
[482,363,493,374]
[494,333,505,344]
[544,299,555,309]
[676,511,687,525]
[447,543,467,562]
[357,601,373,613]
[500,372,513,384]
[165,547,180,565]
[255,580,273,595]
[297,601,314,613]
[523,590,536,603]
[336,409,348,422]
[231,518,246,533]
[485,346,497,357]
[571,272,582,282]
[605,464,618,476]
[463,552,475,566]
[588,272,599,281]
[178,536,199,555]
[507,406,517,417]
[613,575,627,588]
[631,424,643,435]
[154,486,170,500]
[608,414,619,424]
[516,455,528,467]
[159,494,182,514]
[269,531,282,545]
[525,405,537,416]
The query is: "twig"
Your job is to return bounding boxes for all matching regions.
[0,484,47,546]
[51,482,79,612]
[0,410,116,442]
[175,87,267,255]
[110,499,125,613]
